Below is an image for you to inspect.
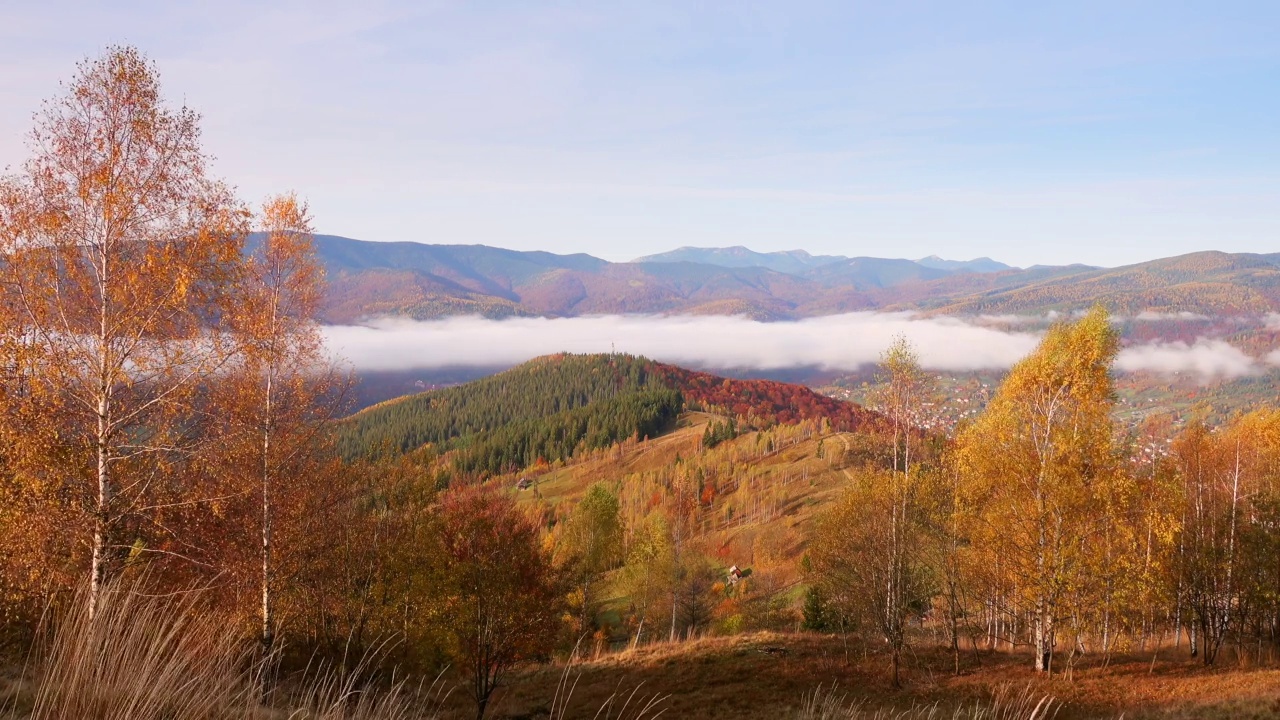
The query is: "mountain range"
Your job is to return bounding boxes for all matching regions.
[633,246,1012,275]
[305,234,1280,322]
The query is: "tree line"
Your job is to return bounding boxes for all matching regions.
[806,310,1280,685]
[335,353,670,460]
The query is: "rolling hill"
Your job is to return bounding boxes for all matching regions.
[635,246,1014,276]
[928,250,1280,315]
[303,235,1280,321]
[335,353,883,471]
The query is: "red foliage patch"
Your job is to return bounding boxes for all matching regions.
[653,363,882,432]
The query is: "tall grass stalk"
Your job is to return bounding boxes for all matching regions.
[282,659,448,719]
[19,580,449,720]
[549,641,668,720]
[28,584,257,720]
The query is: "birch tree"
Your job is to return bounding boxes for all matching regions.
[853,337,939,687]
[220,194,335,650]
[870,336,933,477]
[955,307,1131,673]
[1172,410,1280,664]
[558,483,624,635]
[0,46,247,618]
[810,467,936,687]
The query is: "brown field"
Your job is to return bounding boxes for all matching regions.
[7,629,1280,719]
[460,633,1280,720]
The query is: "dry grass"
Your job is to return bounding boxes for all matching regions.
[8,590,1280,720]
[25,586,256,720]
[2,580,450,720]
[465,632,1280,720]
[545,646,669,720]
[794,683,1058,720]
[282,664,448,720]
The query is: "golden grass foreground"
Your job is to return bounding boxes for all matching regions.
[8,581,1280,719]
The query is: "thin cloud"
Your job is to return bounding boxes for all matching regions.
[1116,339,1258,380]
[1130,311,1211,322]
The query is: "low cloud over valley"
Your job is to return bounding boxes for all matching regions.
[324,313,1277,382]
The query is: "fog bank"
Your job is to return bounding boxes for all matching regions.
[323,313,1270,382]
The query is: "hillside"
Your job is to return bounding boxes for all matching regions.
[335,354,679,468]
[518,411,872,580]
[929,251,1280,315]
[307,235,1280,321]
[336,354,882,472]
[655,364,882,432]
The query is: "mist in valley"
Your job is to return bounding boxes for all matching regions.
[326,312,1276,381]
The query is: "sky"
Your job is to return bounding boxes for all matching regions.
[2,1,1279,268]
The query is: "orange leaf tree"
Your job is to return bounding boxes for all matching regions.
[0,46,248,619]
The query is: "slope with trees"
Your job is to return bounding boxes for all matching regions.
[337,354,882,476]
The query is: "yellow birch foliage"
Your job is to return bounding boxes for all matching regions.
[955,306,1139,671]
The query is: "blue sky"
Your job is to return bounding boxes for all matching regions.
[1,1,1278,267]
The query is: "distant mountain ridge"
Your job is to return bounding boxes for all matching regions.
[633,246,849,274]
[915,255,1013,273]
[301,234,1280,322]
[633,245,1014,277]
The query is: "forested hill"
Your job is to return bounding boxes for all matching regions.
[336,353,881,473]
[336,354,672,463]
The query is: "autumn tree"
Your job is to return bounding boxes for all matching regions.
[955,307,1135,673]
[285,453,446,670]
[869,336,935,476]
[809,467,936,687]
[558,483,624,634]
[933,452,979,676]
[1171,410,1280,664]
[616,513,675,647]
[437,486,565,720]
[811,336,939,687]
[0,46,247,618]
[211,194,343,651]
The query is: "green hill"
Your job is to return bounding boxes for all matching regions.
[336,354,675,466]
[336,354,882,475]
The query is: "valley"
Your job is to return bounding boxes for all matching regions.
[6,24,1280,720]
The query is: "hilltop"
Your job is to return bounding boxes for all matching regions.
[632,245,849,274]
[336,353,883,468]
